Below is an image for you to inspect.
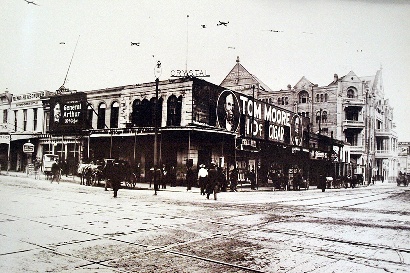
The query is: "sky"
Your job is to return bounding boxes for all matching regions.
[1,0,410,141]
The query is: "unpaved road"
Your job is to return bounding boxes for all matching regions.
[0,174,409,272]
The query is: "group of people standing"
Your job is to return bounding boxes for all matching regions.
[197,162,232,200]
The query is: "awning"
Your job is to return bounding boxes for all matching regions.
[10,133,41,141]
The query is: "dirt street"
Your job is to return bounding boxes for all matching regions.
[0,174,409,272]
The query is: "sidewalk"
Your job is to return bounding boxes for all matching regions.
[0,170,275,193]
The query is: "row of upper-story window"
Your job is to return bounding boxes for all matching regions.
[263,87,367,106]
[88,95,183,129]
[1,108,39,132]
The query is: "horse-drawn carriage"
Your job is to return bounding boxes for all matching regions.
[77,159,140,189]
[397,172,409,187]
[42,154,59,179]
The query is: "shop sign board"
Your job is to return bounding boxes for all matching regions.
[0,134,10,144]
[48,92,87,133]
[23,142,34,153]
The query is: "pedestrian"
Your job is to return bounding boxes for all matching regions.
[186,166,195,191]
[249,168,256,190]
[319,174,326,192]
[34,157,41,180]
[217,167,227,192]
[293,171,302,191]
[161,164,167,189]
[206,162,218,200]
[104,159,119,197]
[198,164,208,195]
[153,167,161,195]
[169,165,177,187]
[50,160,60,184]
[230,167,238,192]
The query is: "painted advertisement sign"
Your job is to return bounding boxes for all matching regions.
[192,79,308,146]
[48,92,87,133]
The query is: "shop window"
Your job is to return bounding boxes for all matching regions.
[97,102,106,129]
[298,90,309,104]
[110,101,119,128]
[167,95,182,126]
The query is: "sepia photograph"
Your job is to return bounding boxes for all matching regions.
[1,0,410,272]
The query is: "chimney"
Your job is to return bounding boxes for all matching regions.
[287,84,291,91]
[334,74,338,82]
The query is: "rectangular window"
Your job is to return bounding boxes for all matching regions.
[33,108,38,131]
[23,109,27,131]
[3,109,7,124]
[14,110,18,131]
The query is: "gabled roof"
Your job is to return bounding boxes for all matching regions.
[220,57,272,91]
[294,76,314,90]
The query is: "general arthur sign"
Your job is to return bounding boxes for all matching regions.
[48,92,87,133]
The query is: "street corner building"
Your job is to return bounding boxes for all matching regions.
[0,58,400,188]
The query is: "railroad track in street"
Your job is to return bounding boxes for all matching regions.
[2,177,409,272]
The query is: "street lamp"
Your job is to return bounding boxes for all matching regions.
[153,61,162,195]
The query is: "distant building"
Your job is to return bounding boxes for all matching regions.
[398,142,410,175]
[236,59,398,182]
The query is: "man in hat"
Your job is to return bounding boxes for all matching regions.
[206,162,218,200]
[198,164,208,195]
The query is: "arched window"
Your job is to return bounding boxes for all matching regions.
[322,111,328,123]
[298,90,309,103]
[150,97,163,127]
[325,93,328,102]
[167,95,182,126]
[141,99,150,127]
[316,94,320,102]
[320,94,324,102]
[347,88,355,98]
[316,111,321,123]
[87,104,93,128]
[131,99,142,126]
[97,102,106,129]
[110,101,119,128]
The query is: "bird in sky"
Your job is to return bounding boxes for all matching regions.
[263,29,283,33]
[228,46,235,49]
[59,42,65,45]
[131,42,140,46]
[217,21,229,26]
[201,24,206,28]
[24,0,39,6]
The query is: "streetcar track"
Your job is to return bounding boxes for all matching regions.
[2,178,409,272]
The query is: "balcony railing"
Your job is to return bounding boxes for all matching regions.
[343,120,364,130]
[350,145,365,154]
[343,97,365,106]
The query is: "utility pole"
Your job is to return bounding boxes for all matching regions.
[154,61,162,195]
